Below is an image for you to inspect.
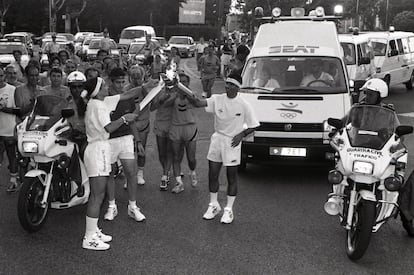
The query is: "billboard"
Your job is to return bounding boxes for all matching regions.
[179,0,205,24]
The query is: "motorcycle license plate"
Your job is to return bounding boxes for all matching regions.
[269,147,307,157]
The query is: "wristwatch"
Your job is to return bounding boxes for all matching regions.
[121,116,128,125]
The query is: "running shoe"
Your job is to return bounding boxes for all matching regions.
[104,205,118,221]
[160,176,168,191]
[171,182,184,194]
[6,177,19,193]
[96,228,112,243]
[190,171,198,187]
[202,203,222,220]
[128,205,146,222]
[220,207,234,224]
[137,170,145,185]
[82,233,110,250]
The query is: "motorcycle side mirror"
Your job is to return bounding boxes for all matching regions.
[328,118,343,129]
[12,107,21,116]
[61,108,74,118]
[395,125,413,137]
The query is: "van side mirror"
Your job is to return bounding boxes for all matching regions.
[328,118,343,129]
[359,57,370,65]
[396,125,413,137]
[61,108,74,118]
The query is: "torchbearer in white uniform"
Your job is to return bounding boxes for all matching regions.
[198,73,260,224]
[81,77,156,250]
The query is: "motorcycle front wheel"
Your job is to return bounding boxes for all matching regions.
[346,199,376,261]
[17,176,49,232]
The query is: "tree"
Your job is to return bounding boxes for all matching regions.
[392,11,414,32]
[0,0,13,34]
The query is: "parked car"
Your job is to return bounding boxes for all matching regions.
[86,38,119,61]
[154,36,168,50]
[0,40,30,69]
[4,32,34,52]
[127,39,165,66]
[165,36,196,57]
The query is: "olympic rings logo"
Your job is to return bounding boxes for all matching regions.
[280,113,297,119]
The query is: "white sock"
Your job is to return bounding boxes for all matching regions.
[108,200,116,207]
[138,167,144,172]
[85,216,98,238]
[190,170,196,175]
[209,192,218,205]
[176,176,183,184]
[129,200,136,209]
[161,175,168,181]
[225,196,236,210]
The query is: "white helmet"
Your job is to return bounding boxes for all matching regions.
[67,71,86,84]
[361,78,388,98]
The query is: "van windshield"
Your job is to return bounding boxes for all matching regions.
[370,39,387,56]
[242,56,347,94]
[340,43,356,65]
[121,29,146,40]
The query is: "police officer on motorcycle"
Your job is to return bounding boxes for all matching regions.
[329,78,414,235]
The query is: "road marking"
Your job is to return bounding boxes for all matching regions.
[398,112,414,118]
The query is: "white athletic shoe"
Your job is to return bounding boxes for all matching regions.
[104,205,118,221]
[82,234,110,250]
[128,205,146,222]
[203,203,222,220]
[220,207,234,224]
[96,228,112,243]
[137,170,145,185]
[190,171,198,187]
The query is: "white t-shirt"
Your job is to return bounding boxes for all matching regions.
[300,72,334,86]
[85,95,120,143]
[196,43,208,54]
[205,94,260,137]
[0,83,16,137]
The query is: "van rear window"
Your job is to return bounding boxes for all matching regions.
[121,30,146,39]
[370,39,387,56]
[241,56,347,94]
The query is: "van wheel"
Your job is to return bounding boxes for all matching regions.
[405,72,414,90]
[383,75,390,88]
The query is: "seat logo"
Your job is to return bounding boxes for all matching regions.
[269,45,320,54]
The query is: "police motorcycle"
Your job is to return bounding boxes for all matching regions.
[16,95,89,232]
[324,103,414,260]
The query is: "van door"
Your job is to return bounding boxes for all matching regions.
[387,39,402,85]
[400,38,412,82]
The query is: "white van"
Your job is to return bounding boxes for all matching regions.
[365,30,414,90]
[338,32,376,102]
[239,10,351,168]
[119,26,156,49]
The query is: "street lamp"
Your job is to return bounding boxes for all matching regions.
[385,0,390,28]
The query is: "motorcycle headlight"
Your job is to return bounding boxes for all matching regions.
[22,141,38,153]
[352,161,373,175]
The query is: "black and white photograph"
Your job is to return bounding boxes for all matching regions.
[1,0,414,274]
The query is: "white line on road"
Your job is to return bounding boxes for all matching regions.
[398,112,414,118]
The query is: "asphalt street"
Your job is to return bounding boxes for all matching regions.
[1,58,414,274]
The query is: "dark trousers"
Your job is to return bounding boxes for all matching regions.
[0,136,17,174]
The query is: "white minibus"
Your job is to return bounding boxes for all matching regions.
[119,26,156,49]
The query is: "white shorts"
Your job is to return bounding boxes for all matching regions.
[84,140,112,177]
[108,135,135,163]
[207,132,241,166]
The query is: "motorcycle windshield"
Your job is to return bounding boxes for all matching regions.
[26,95,68,131]
[346,105,397,150]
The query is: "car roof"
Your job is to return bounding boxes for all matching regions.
[338,33,372,44]
[170,36,192,39]
[363,31,414,39]
[123,26,154,31]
